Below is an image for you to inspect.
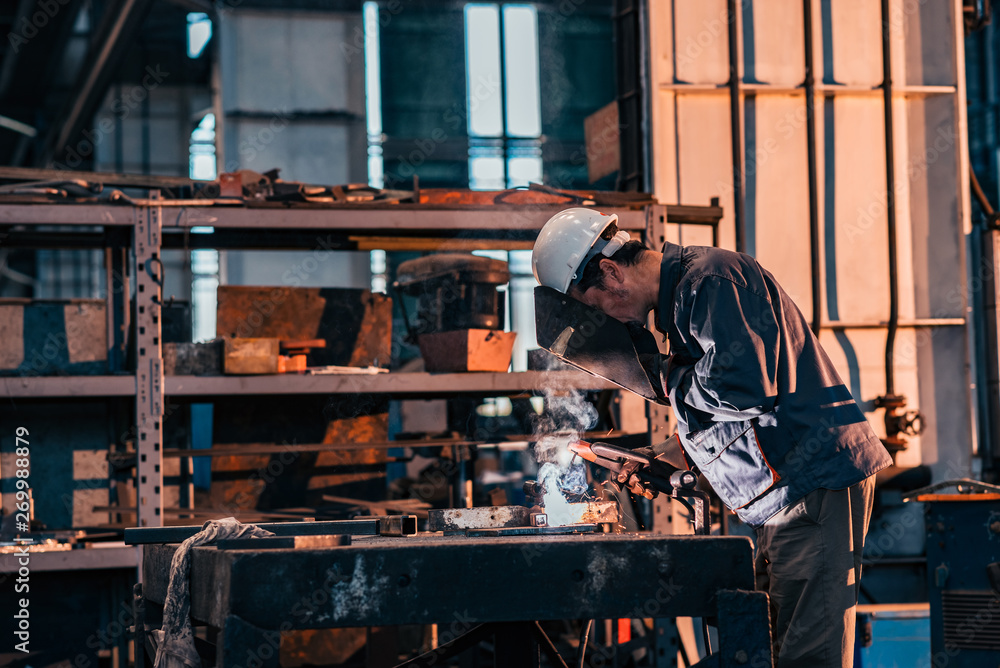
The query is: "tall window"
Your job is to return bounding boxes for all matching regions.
[364,3,542,191]
[464,4,542,190]
[188,113,219,343]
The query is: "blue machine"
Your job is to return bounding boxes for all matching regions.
[855,604,931,668]
[919,484,1000,667]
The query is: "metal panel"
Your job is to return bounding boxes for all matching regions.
[647,0,973,474]
[134,201,164,527]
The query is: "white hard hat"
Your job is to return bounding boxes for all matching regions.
[531,207,631,293]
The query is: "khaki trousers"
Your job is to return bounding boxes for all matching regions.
[753,476,876,668]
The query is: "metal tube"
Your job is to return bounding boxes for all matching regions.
[498,6,510,189]
[577,619,593,668]
[123,516,418,544]
[804,0,822,336]
[881,0,900,397]
[727,0,747,253]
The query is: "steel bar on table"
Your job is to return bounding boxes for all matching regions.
[124,516,417,544]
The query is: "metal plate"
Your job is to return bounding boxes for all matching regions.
[427,506,530,531]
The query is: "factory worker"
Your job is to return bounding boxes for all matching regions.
[531,207,893,668]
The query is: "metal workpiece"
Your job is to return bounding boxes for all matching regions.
[428,506,530,531]
[428,502,618,533]
[141,533,758,630]
[123,516,418,544]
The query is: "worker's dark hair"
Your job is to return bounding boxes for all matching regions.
[575,221,646,292]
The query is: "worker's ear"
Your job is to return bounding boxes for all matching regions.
[599,258,625,287]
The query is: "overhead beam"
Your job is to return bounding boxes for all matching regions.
[39,0,155,166]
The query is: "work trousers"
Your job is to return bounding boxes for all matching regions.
[753,476,876,668]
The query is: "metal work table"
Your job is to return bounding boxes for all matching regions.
[139,532,772,667]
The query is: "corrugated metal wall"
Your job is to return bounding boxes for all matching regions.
[647,0,974,478]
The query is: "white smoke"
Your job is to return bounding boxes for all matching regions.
[531,367,599,525]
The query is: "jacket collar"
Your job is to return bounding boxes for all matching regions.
[657,241,684,328]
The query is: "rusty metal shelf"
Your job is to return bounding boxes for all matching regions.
[0,200,724,234]
[0,374,137,398]
[163,370,614,397]
[0,545,139,573]
[0,370,614,398]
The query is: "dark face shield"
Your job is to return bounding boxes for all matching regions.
[534,286,667,403]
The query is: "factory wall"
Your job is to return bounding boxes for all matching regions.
[647,0,974,480]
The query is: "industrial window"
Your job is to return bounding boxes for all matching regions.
[364,2,542,190]
[464,3,542,190]
[188,113,219,343]
[186,12,212,59]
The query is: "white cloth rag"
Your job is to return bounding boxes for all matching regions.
[153,517,274,668]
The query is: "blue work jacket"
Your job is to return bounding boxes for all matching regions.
[654,242,892,527]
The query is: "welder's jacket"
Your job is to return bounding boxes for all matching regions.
[654,242,892,527]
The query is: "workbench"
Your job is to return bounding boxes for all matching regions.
[138,532,772,667]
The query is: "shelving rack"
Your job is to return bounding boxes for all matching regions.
[0,196,723,529]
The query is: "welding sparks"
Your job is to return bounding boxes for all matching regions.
[539,463,577,526]
[531,368,599,525]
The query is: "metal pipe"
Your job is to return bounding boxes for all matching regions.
[577,619,594,668]
[123,516,418,544]
[880,0,900,397]
[803,0,822,336]
[498,6,510,189]
[727,0,747,253]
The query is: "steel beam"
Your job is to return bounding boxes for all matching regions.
[40,0,156,166]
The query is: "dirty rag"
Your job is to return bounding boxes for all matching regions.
[153,517,274,668]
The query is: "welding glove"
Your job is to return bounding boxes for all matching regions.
[604,435,685,498]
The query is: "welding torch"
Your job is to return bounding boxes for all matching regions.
[569,437,710,534]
